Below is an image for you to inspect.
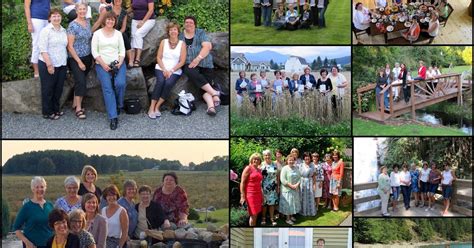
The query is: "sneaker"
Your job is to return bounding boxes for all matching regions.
[285,219,294,225]
[425,208,429,212]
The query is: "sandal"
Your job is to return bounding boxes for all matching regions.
[56,111,64,116]
[43,113,59,120]
[271,219,277,226]
[147,112,156,119]
[75,109,86,119]
[261,220,266,225]
[285,219,294,225]
[212,91,221,107]
[133,60,141,68]
[206,106,216,116]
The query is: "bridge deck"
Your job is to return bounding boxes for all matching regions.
[355,200,464,217]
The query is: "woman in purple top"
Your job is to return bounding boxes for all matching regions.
[25,0,51,78]
[129,0,155,68]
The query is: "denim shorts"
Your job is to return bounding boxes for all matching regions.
[391,186,400,200]
[442,184,453,199]
[420,181,429,193]
[429,183,439,194]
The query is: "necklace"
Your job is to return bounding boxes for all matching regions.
[168,39,178,49]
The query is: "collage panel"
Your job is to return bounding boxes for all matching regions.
[231,227,352,247]
[352,0,473,45]
[231,0,351,45]
[1,140,230,248]
[230,137,353,227]
[231,46,352,136]
[354,218,472,247]
[352,45,472,136]
[353,137,472,217]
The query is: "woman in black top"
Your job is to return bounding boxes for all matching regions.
[316,68,333,96]
[46,209,80,248]
[399,63,410,104]
[376,68,389,111]
[135,185,167,244]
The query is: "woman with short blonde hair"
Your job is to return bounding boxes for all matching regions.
[79,165,102,201]
[240,152,263,226]
[69,209,96,248]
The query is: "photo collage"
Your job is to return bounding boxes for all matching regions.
[1,0,472,247]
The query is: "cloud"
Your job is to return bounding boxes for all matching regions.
[231,46,351,59]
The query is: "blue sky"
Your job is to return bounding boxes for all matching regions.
[231,46,351,59]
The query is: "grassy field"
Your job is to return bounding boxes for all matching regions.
[352,118,467,136]
[2,170,228,227]
[230,0,351,44]
[230,71,352,136]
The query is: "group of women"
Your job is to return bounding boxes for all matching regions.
[239,149,345,226]
[13,165,189,248]
[353,0,446,43]
[254,0,329,30]
[377,161,456,216]
[235,66,348,107]
[375,60,442,111]
[25,1,221,130]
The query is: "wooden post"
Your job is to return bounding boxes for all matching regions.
[380,90,384,120]
[358,93,362,114]
[457,74,462,106]
[411,80,415,120]
[389,84,393,114]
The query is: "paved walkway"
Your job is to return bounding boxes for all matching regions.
[2,104,229,139]
[339,214,352,226]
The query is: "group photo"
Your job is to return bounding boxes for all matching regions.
[230,46,352,136]
[1,0,230,139]
[231,0,351,44]
[230,137,352,227]
[352,46,472,136]
[353,137,472,217]
[352,0,473,44]
[1,140,229,248]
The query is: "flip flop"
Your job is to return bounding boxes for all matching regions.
[75,109,86,119]
[43,113,60,120]
[206,106,216,116]
[147,112,156,119]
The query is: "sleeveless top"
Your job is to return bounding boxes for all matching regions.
[101,205,125,238]
[155,39,184,75]
[441,170,453,185]
[428,19,439,37]
[246,166,263,194]
[420,168,430,182]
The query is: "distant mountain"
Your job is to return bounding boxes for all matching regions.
[244,50,351,65]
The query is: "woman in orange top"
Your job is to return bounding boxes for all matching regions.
[330,150,344,211]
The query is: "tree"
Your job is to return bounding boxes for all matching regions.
[323,57,329,68]
[270,59,279,70]
[461,47,472,65]
[316,56,323,70]
[38,157,56,175]
[311,59,317,70]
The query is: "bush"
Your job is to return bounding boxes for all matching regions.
[166,0,228,32]
[2,197,10,238]
[230,207,248,227]
[188,208,200,220]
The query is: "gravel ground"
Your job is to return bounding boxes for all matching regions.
[2,104,229,139]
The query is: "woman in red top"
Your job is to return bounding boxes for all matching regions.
[152,172,189,228]
[330,150,344,211]
[413,60,427,81]
[240,153,263,226]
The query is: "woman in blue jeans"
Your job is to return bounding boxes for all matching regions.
[317,0,329,28]
[91,11,126,130]
[375,68,390,112]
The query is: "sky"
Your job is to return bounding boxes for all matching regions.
[2,140,228,166]
[231,46,351,59]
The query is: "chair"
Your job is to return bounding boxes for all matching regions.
[352,22,367,44]
[439,3,454,27]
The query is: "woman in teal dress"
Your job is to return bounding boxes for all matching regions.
[260,149,279,226]
[299,152,316,216]
[279,155,301,225]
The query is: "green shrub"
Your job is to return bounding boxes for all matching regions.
[166,0,228,32]
[188,208,200,220]
[2,197,10,238]
[230,207,248,227]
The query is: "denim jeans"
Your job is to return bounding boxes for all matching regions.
[401,185,411,208]
[95,63,126,120]
[375,86,390,110]
[262,6,272,26]
[318,7,326,27]
[152,70,181,100]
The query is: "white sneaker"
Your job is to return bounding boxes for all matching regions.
[425,208,429,211]
[430,207,434,210]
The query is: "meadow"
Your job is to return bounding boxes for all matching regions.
[230,71,352,136]
[230,0,351,44]
[2,170,229,228]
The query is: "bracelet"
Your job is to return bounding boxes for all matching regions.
[197,55,204,59]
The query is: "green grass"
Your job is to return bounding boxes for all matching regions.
[191,208,228,228]
[276,203,351,226]
[230,0,350,44]
[231,115,351,136]
[353,118,467,136]
[409,65,472,78]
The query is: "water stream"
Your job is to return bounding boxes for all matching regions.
[415,110,472,135]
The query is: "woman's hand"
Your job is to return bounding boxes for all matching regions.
[27,22,33,33]
[188,57,201,69]
[78,61,86,71]
[162,219,171,229]
[240,196,245,205]
[163,70,171,79]
[101,62,111,72]
[177,218,188,227]
[47,64,55,75]
[137,21,144,29]
[25,240,36,248]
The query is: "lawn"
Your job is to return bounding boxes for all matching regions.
[230,0,351,44]
[191,208,229,228]
[353,118,467,136]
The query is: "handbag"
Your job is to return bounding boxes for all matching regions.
[124,98,142,114]
[171,91,196,116]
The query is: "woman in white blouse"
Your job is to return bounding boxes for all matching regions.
[38,9,68,120]
[147,21,186,119]
[399,163,412,210]
[421,11,440,39]
[353,3,371,34]
[328,66,348,99]
[91,11,126,130]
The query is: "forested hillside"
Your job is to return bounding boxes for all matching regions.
[354,218,472,244]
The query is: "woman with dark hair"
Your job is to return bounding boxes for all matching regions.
[399,163,412,210]
[135,185,167,243]
[375,67,389,111]
[390,165,401,211]
[316,68,333,96]
[427,162,441,211]
[179,16,221,116]
[101,185,129,248]
[330,150,344,211]
[399,63,410,104]
[46,208,80,248]
[152,172,190,228]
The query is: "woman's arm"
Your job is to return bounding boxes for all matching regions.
[91,11,106,33]
[67,34,86,71]
[96,217,107,248]
[327,78,333,92]
[188,38,212,69]
[120,13,128,33]
[173,41,187,72]
[119,209,129,248]
[155,39,168,77]
[138,2,155,27]
[117,31,125,66]
[24,0,33,33]
[240,166,250,204]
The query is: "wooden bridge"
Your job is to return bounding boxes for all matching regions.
[353,179,472,217]
[356,73,470,122]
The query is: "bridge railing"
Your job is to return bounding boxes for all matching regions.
[354,179,472,216]
[356,73,463,120]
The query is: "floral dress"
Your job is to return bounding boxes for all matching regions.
[314,162,324,198]
[279,165,301,215]
[299,163,316,216]
[410,169,420,193]
[261,161,279,205]
[322,162,332,199]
